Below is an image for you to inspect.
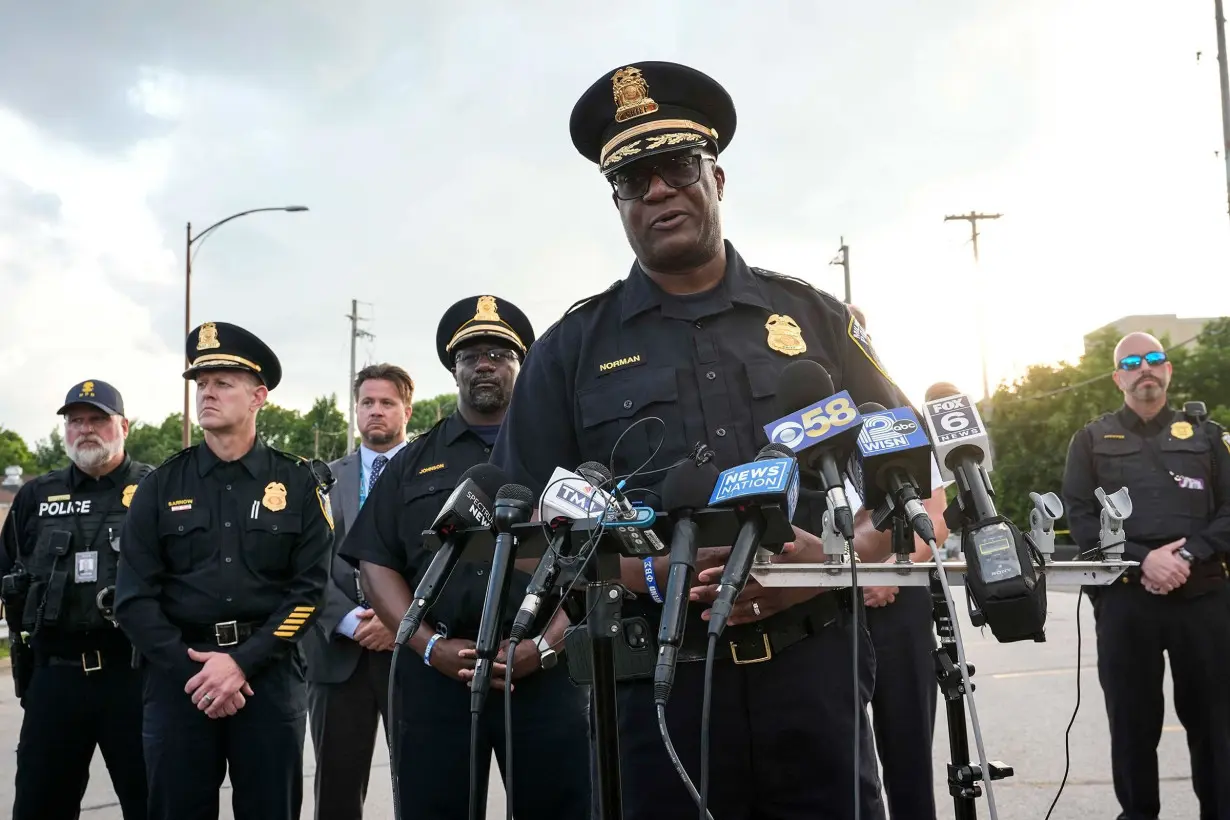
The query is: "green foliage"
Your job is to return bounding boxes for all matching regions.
[408,393,458,436]
[985,318,1230,530]
[33,429,69,473]
[125,414,202,467]
[0,427,37,476]
[256,395,350,461]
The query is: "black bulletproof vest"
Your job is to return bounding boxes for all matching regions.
[21,461,152,635]
[1088,413,1215,545]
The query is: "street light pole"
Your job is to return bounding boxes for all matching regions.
[944,211,1002,403]
[181,205,309,447]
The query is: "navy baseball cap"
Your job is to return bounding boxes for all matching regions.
[57,380,125,416]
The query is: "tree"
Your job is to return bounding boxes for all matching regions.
[125,414,201,466]
[408,393,457,436]
[0,427,37,477]
[984,318,1230,532]
[33,429,68,473]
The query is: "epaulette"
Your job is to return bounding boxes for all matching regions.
[272,448,336,493]
[532,279,624,348]
[156,446,193,470]
[750,267,841,302]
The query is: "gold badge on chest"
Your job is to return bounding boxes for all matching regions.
[1171,421,1194,440]
[121,484,137,508]
[765,314,806,356]
[262,482,288,512]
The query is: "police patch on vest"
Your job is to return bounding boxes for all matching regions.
[122,484,137,508]
[263,482,288,512]
[39,498,92,517]
[598,354,643,374]
[847,316,894,384]
[1171,421,1194,440]
[765,314,806,356]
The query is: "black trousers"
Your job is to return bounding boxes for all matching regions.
[142,651,308,820]
[865,587,939,820]
[1093,582,1230,820]
[391,646,592,819]
[307,649,393,820]
[613,616,885,820]
[13,653,147,820]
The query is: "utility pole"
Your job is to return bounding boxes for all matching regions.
[313,426,321,459]
[1216,0,1230,222]
[345,299,374,455]
[829,237,851,303]
[944,211,1002,403]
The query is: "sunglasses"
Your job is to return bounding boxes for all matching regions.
[1118,351,1168,371]
[607,153,714,201]
[454,348,519,368]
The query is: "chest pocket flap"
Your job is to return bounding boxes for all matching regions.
[244,512,304,536]
[401,467,463,507]
[578,366,678,429]
[158,508,211,539]
[1160,435,1211,456]
[1091,437,1142,458]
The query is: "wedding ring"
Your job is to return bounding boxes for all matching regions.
[202,693,215,705]
[752,601,762,617]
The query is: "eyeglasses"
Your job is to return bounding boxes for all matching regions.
[454,348,519,368]
[607,153,714,201]
[1118,351,1168,371]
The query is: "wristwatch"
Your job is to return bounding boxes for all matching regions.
[1178,547,1196,565]
[533,635,558,670]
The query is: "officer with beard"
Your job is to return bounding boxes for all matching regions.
[0,380,152,820]
[340,295,591,819]
[1063,331,1230,819]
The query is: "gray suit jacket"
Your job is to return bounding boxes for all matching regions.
[303,451,368,684]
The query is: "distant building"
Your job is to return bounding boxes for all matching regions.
[1,465,25,525]
[1083,314,1220,355]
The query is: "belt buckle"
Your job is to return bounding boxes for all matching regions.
[81,650,102,674]
[730,633,773,665]
[214,621,239,647]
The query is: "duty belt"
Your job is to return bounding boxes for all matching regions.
[176,620,261,647]
[35,648,121,674]
[677,592,840,665]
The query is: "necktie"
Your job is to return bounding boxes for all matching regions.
[369,454,388,493]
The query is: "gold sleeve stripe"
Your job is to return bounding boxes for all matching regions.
[293,606,316,615]
[274,630,297,638]
[278,620,307,629]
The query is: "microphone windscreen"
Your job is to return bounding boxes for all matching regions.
[776,360,835,415]
[661,460,719,513]
[459,463,510,499]
[757,442,796,460]
[924,382,961,403]
[576,461,614,487]
[857,401,887,414]
[495,483,536,504]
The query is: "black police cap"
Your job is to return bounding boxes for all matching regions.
[569,61,737,175]
[436,295,535,370]
[56,379,125,417]
[183,321,283,390]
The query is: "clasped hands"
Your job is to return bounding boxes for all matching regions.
[688,525,826,627]
[1141,538,1190,595]
[184,648,252,719]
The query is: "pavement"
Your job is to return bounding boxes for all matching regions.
[0,589,1204,818]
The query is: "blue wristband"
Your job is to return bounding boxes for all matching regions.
[423,632,443,666]
[643,557,664,604]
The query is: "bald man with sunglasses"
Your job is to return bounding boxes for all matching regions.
[1062,331,1230,820]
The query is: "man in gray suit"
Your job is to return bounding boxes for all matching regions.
[304,363,415,820]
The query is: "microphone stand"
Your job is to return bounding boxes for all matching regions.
[586,546,625,820]
[918,516,1011,820]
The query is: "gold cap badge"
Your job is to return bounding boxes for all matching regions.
[1171,421,1194,440]
[474,295,501,323]
[197,322,221,351]
[122,484,137,508]
[612,67,659,123]
[765,314,807,356]
[262,481,288,512]
[80,381,95,397]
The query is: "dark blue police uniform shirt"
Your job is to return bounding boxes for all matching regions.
[490,239,909,625]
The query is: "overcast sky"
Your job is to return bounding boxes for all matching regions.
[2,1,1229,446]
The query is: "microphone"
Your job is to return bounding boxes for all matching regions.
[574,461,664,556]
[471,483,535,714]
[847,402,936,544]
[920,386,997,523]
[706,443,800,639]
[394,464,505,646]
[653,458,722,705]
[577,461,636,519]
[764,359,863,540]
[508,467,616,642]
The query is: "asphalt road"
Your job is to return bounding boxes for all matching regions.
[0,589,1203,819]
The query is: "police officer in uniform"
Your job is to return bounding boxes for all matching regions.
[0,380,151,820]
[490,61,907,818]
[1062,331,1230,819]
[114,322,335,820]
[340,295,591,819]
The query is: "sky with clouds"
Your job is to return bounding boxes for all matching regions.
[2,1,1229,447]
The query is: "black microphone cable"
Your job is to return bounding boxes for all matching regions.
[849,526,862,820]
[1043,588,1086,820]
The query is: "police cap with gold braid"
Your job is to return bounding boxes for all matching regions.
[436,295,535,370]
[569,61,737,175]
[183,321,283,391]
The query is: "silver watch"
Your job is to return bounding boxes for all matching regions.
[533,634,558,670]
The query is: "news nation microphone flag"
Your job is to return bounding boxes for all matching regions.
[708,455,800,522]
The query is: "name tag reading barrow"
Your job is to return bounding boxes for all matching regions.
[75,551,99,584]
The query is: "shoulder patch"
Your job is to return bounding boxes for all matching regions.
[316,486,334,530]
[1222,430,1230,456]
